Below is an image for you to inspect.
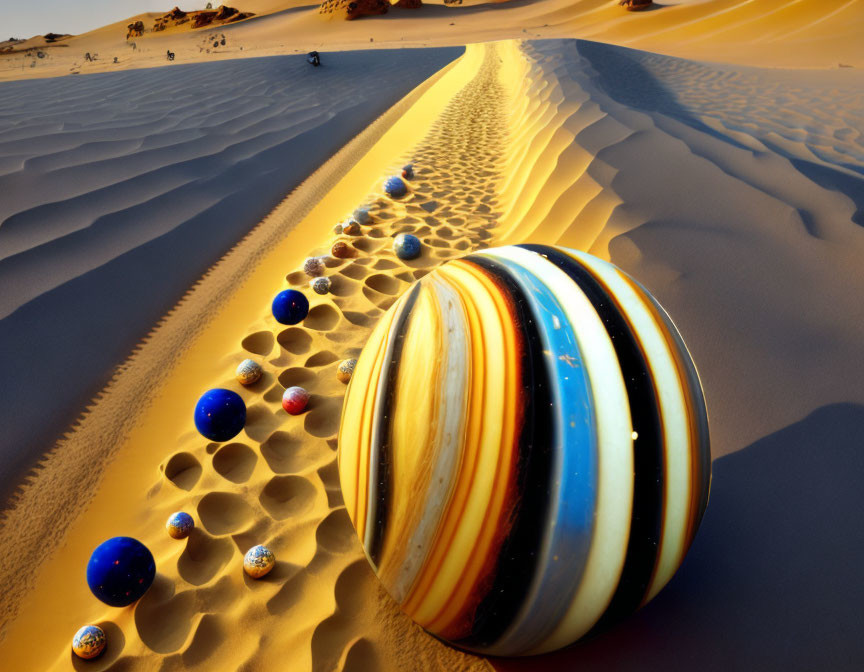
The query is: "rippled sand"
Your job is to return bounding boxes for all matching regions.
[1,2,863,670]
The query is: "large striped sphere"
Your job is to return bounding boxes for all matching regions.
[338,245,710,656]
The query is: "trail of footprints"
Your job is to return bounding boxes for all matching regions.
[137,45,507,672]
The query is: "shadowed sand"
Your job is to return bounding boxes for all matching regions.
[497,38,864,457]
[493,404,864,671]
[1,10,864,672]
[0,46,462,502]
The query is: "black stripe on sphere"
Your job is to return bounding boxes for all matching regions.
[518,244,665,633]
[454,255,555,651]
[368,282,422,568]
[644,290,712,539]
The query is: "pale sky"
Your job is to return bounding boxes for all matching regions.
[2,1,205,39]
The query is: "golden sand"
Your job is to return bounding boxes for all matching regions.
[1,42,503,671]
[2,1,864,670]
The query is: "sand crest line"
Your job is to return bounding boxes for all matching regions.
[0,52,461,641]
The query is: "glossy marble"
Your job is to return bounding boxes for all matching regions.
[338,244,711,656]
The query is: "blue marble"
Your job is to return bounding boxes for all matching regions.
[384,176,408,199]
[194,388,246,442]
[393,233,422,260]
[87,537,155,607]
[272,289,309,325]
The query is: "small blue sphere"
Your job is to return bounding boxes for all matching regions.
[87,537,155,607]
[194,388,246,442]
[272,289,309,325]
[393,233,422,260]
[384,176,408,199]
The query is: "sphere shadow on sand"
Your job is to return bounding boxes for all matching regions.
[493,403,864,671]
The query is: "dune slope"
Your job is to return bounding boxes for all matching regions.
[1,25,863,672]
[496,38,864,458]
[0,42,496,671]
[492,39,864,666]
[3,0,863,82]
[0,46,462,503]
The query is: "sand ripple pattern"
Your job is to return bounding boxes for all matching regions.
[497,38,864,461]
[0,48,462,501]
[576,41,864,175]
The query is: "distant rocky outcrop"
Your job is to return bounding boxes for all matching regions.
[127,20,145,39]
[215,5,239,20]
[319,0,421,20]
[150,5,253,33]
[619,0,653,10]
[328,0,390,21]
[43,33,69,43]
[192,12,216,28]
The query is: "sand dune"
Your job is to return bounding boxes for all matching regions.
[0,42,494,670]
[3,35,862,668]
[495,38,864,457]
[490,42,864,668]
[1,0,863,667]
[0,47,462,502]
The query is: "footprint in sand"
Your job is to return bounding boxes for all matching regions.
[259,475,317,520]
[212,442,257,483]
[364,273,402,295]
[310,561,378,672]
[241,330,275,357]
[163,452,202,491]
[197,491,254,535]
[277,327,312,355]
[316,508,356,554]
[305,350,340,367]
[178,529,234,586]
[304,304,341,331]
[261,429,322,474]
